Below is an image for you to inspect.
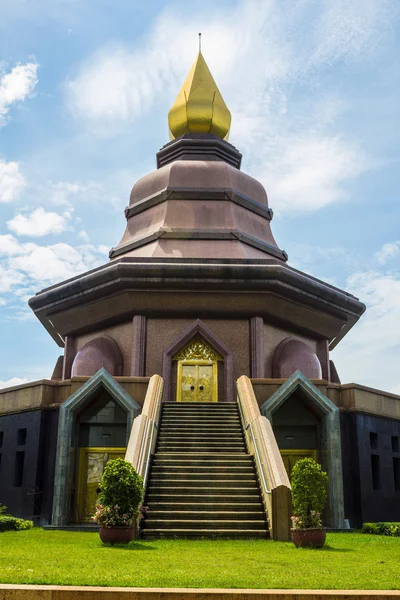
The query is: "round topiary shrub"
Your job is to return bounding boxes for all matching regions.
[291,457,328,530]
[94,458,143,528]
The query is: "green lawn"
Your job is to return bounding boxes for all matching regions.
[0,530,399,589]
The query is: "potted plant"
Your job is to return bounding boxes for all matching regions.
[290,457,328,548]
[93,457,143,545]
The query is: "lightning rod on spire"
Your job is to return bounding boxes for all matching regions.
[198,32,202,53]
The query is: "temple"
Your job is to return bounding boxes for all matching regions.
[0,51,399,538]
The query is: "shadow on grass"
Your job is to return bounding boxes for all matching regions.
[100,542,157,551]
[319,545,354,552]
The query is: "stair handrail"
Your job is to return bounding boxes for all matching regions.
[237,375,291,541]
[125,374,164,490]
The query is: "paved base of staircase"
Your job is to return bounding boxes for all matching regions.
[141,402,269,539]
[1,585,399,600]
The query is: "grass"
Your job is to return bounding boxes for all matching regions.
[0,530,400,589]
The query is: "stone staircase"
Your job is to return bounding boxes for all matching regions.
[141,402,269,539]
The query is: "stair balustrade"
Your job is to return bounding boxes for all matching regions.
[237,375,291,541]
[125,374,164,490]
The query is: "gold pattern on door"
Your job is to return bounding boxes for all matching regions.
[174,337,222,403]
[76,447,125,522]
[280,449,317,481]
[178,362,216,402]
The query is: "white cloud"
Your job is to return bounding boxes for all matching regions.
[77,229,90,242]
[375,242,400,265]
[49,180,100,207]
[0,159,26,203]
[7,207,72,237]
[66,0,393,211]
[9,242,100,283]
[0,62,38,125]
[260,134,370,213]
[332,270,400,391]
[0,377,30,389]
[0,263,25,293]
[0,235,106,295]
[0,234,26,256]
[68,1,393,124]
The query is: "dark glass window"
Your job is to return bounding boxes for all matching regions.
[369,432,378,449]
[394,458,400,492]
[0,431,3,448]
[392,436,399,453]
[17,428,27,446]
[14,451,25,487]
[371,454,380,490]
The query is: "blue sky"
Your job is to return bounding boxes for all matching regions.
[0,0,399,392]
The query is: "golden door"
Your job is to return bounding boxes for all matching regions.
[76,447,125,523]
[177,361,217,402]
[280,449,318,481]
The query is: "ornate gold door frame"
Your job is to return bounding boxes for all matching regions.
[177,360,218,402]
[75,447,125,523]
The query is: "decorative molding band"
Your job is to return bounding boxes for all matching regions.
[110,228,288,262]
[125,187,273,221]
[156,133,242,169]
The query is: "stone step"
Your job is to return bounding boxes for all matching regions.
[162,412,239,417]
[163,404,238,408]
[159,421,242,433]
[157,442,247,455]
[162,407,239,413]
[145,501,264,510]
[150,472,258,482]
[163,409,238,412]
[147,487,261,497]
[141,529,268,540]
[162,402,239,415]
[145,510,265,520]
[146,494,261,503]
[158,434,245,441]
[152,461,252,468]
[158,436,244,448]
[155,448,247,454]
[152,454,252,463]
[151,465,256,473]
[160,419,241,425]
[142,519,267,530]
[149,478,259,488]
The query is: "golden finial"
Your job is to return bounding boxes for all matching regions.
[168,42,231,140]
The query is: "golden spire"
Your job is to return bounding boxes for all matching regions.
[168,51,231,140]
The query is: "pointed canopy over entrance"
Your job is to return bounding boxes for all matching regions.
[260,370,345,529]
[52,368,140,526]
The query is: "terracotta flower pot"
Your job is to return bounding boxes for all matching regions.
[99,526,135,545]
[291,528,326,548]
